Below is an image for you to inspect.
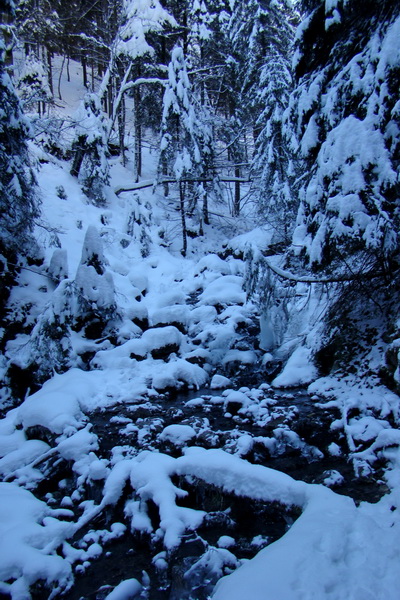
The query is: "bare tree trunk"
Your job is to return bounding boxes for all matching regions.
[203,190,209,225]
[70,137,86,177]
[58,54,66,100]
[47,49,53,96]
[162,156,169,196]
[180,181,187,257]
[107,80,113,118]
[134,86,142,179]
[118,95,126,166]
[82,53,88,88]
[233,166,241,216]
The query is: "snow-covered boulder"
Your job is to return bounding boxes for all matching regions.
[210,374,232,389]
[194,254,231,276]
[159,424,196,448]
[150,304,190,333]
[199,276,246,309]
[93,326,183,368]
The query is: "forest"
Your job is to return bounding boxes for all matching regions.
[0,0,399,598]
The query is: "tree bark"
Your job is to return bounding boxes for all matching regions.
[134,84,142,179]
[82,53,88,88]
[179,181,187,257]
[47,49,53,96]
[233,166,241,216]
[203,190,209,225]
[70,137,86,177]
[118,95,126,166]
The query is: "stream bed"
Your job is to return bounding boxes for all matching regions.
[29,381,388,600]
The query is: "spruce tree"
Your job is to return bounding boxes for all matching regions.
[0,1,39,269]
[250,0,296,245]
[290,0,400,276]
[159,46,204,254]
[70,93,110,206]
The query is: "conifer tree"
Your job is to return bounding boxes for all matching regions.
[70,93,110,206]
[250,0,296,244]
[17,50,53,116]
[74,225,117,338]
[159,46,203,254]
[0,0,40,328]
[289,0,400,276]
[0,2,39,263]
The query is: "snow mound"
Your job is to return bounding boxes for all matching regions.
[199,276,246,307]
[0,483,73,598]
[159,424,196,447]
[273,346,317,388]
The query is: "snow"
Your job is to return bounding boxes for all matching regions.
[0,483,73,597]
[199,275,246,307]
[210,374,232,389]
[105,578,142,600]
[272,346,318,387]
[16,370,87,434]
[159,424,196,447]
[213,490,400,600]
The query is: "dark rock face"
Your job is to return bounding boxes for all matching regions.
[151,342,180,361]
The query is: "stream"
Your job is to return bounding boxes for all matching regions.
[29,379,388,600]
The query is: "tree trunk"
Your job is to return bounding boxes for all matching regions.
[58,54,66,100]
[134,84,142,180]
[82,53,88,88]
[203,190,209,225]
[47,49,53,96]
[107,80,113,118]
[162,157,169,196]
[118,95,126,166]
[233,166,241,216]
[179,181,187,257]
[70,137,86,177]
